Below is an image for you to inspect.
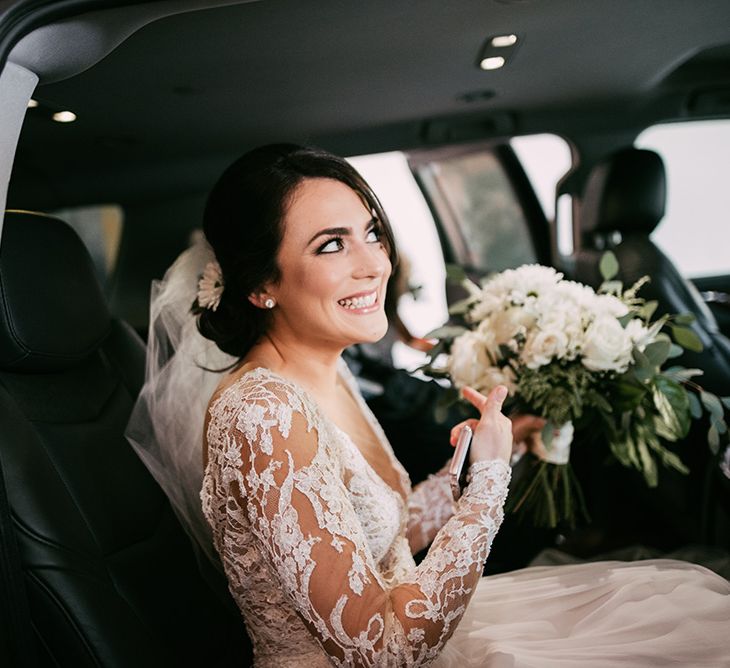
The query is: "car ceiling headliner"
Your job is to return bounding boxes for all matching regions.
[9,0,730,208]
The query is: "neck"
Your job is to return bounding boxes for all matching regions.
[246,332,344,399]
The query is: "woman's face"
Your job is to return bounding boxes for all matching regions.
[265,177,392,350]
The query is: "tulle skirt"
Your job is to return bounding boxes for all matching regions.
[434,560,730,667]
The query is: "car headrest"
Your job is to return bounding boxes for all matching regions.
[581,147,666,237]
[0,210,111,372]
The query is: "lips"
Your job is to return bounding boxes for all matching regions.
[337,289,378,310]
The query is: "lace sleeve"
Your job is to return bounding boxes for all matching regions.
[406,463,455,555]
[212,378,510,666]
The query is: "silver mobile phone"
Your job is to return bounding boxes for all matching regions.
[449,425,473,501]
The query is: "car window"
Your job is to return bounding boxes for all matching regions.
[408,136,571,274]
[635,120,730,278]
[510,133,572,224]
[417,149,536,272]
[51,203,124,287]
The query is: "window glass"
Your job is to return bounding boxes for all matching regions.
[511,133,572,223]
[427,151,536,272]
[51,204,124,286]
[636,120,730,278]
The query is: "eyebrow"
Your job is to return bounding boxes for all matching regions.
[306,217,377,247]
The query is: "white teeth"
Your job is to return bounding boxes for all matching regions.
[338,291,377,309]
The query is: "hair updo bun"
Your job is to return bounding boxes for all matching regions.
[194,143,397,359]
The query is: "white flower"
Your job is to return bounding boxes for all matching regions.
[448,331,493,390]
[197,261,224,311]
[624,318,651,351]
[448,330,517,394]
[581,314,633,372]
[490,305,535,343]
[522,328,569,369]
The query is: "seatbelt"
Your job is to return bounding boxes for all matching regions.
[0,447,37,667]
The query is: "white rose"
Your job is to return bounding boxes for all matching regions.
[522,328,569,369]
[592,293,629,318]
[491,306,536,344]
[478,365,517,396]
[448,330,494,389]
[581,315,633,372]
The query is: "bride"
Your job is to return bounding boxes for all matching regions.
[128,144,730,667]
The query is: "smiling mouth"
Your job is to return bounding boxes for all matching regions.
[337,290,378,310]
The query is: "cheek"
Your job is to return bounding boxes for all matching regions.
[285,262,342,303]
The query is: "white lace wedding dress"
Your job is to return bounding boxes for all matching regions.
[200,363,730,667]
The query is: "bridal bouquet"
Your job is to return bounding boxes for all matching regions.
[423,254,729,528]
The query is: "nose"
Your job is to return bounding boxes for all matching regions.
[352,241,390,280]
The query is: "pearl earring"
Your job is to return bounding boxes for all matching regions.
[264,298,275,309]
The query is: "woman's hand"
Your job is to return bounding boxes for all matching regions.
[449,385,512,465]
[510,413,547,460]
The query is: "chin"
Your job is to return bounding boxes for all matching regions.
[356,319,389,344]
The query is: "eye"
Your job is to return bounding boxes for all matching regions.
[317,237,344,254]
[366,222,383,243]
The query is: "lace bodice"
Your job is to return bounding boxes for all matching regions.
[201,364,510,667]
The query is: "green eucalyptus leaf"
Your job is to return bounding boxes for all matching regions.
[445,264,467,283]
[653,375,691,439]
[613,380,647,411]
[636,438,658,487]
[661,367,704,383]
[618,313,634,327]
[647,439,689,474]
[721,396,730,409]
[708,424,720,454]
[670,325,703,353]
[426,339,446,360]
[447,297,475,315]
[644,339,672,368]
[712,417,727,435]
[640,300,659,321]
[701,391,724,421]
[423,325,468,340]
[667,344,684,359]
[599,250,619,281]
[687,392,702,419]
[674,313,696,326]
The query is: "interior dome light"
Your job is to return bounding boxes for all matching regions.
[491,34,518,47]
[52,111,77,123]
[480,56,506,70]
[27,99,39,108]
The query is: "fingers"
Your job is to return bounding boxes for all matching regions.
[510,414,547,443]
[450,418,479,446]
[462,385,508,414]
[485,385,509,413]
[460,386,488,411]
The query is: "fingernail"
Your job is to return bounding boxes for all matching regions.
[496,386,508,401]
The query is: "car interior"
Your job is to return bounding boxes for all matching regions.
[1,1,730,666]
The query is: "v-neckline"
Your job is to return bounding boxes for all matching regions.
[231,363,410,505]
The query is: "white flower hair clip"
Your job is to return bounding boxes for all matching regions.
[197,261,224,311]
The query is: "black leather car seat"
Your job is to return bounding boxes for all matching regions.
[574,147,730,395]
[0,211,250,667]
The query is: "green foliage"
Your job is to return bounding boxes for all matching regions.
[425,256,730,529]
[599,251,619,281]
[517,362,597,426]
[670,325,703,352]
[445,264,467,283]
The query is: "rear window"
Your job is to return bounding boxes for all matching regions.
[636,120,730,278]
